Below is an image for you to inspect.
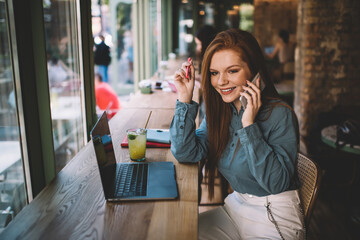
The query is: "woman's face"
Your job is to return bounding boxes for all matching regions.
[210,49,251,107]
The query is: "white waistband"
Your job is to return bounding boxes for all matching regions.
[234,190,300,204]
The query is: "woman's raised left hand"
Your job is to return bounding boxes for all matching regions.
[240,77,262,128]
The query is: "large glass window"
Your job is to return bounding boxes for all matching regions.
[115,2,134,85]
[92,0,135,103]
[0,0,27,231]
[43,0,86,173]
[178,1,194,57]
[149,0,158,75]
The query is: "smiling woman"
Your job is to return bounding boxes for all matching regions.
[170,29,304,240]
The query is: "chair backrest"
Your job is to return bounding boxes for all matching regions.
[296,153,322,228]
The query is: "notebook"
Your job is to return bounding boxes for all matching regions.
[90,111,178,201]
[120,136,171,148]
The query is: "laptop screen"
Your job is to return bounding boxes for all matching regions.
[264,46,275,55]
[90,112,117,199]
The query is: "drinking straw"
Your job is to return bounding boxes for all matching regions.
[144,111,152,129]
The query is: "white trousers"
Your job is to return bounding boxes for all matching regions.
[199,190,305,240]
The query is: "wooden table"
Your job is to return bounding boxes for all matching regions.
[321,125,360,155]
[321,125,360,226]
[125,89,178,109]
[0,91,199,239]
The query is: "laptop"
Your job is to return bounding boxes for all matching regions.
[90,111,178,201]
[264,46,275,55]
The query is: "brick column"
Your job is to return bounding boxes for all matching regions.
[295,0,360,151]
[254,0,298,47]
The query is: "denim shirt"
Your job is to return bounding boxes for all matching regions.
[170,100,299,197]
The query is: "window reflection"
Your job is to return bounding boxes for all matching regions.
[43,0,85,173]
[149,0,158,76]
[116,2,134,84]
[92,0,135,98]
[0,1,27,231]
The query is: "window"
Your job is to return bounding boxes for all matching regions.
[148,0,158,75]
[43,0,86,173]
[0,0,27,231]
[92,0,135,99]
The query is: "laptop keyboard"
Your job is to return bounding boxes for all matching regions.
[115,163,148,197]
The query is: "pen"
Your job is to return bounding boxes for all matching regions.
[186,57,191,79]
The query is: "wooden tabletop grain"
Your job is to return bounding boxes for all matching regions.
[1,90,199,240]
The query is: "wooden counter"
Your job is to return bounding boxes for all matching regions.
[0,90,199,239]
[125,86,199,110]
[125,89,178,109]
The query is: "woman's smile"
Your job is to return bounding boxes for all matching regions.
[220,87,236,94]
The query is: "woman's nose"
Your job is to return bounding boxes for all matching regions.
[217,73,227,85]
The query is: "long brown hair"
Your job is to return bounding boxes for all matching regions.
[201,29,284,199]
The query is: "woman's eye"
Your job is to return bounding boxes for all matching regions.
[229,69,239,74]
[210,72,218,76]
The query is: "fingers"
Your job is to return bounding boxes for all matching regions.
[182,60,194,80]
[190,63,195,80]
[252,77,261,106]
[241,77,263,127]
[174,60,194,81]
[240,91,252,107]
[175,68,186,80]
[242,85,256,108]
[247,78,261,95]
[256,77,262,104]
[241,79,262,108]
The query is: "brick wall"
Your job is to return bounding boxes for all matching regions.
[294,0,360,145]
[254,0,298,47]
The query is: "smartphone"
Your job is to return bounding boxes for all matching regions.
[240,72,266,109]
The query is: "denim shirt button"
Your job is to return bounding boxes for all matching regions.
[234,132,238,136]
[231,143,234,147]
[180,125,184,129]
[182,107,186,111]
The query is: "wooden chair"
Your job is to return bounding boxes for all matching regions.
[199,153,322,228]
[296,153,322,229]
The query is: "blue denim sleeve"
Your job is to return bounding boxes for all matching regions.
[237,106,299,194]
[170,100,208,163]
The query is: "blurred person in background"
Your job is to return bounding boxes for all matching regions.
[195,25,218,74]
[94,73,121,119]
[94,35,111,83]
[267,29,295,82]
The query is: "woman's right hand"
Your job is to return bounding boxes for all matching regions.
[174,60,195,103]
